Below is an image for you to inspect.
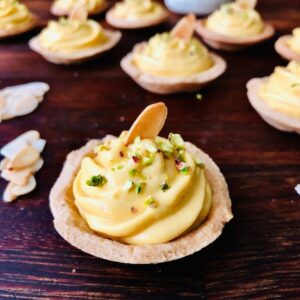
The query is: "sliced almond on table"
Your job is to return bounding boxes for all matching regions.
[171,14,196,41]
[5,97,39,119]
[31,158,44,173]
[3,182,17,203]
[125,102,168,146]
[32,139,46,153]
[11,176,36,196]
[1,168,32,185]
[236,0,257,9]
[69,4,88,21]
[8,146,40,170]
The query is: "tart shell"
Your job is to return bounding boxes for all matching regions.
[195,19,275,51]
[50,1,110,16]
[49,135,233,264]
[28,29,121,65]
[120,43,227,94]
[247,78,300,133]
[275,35,300,62]
[105,7,169,29]
[0,14,38,39]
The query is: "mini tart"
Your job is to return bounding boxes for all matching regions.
[247,78,300,133]
[49,136,232,264]
[0,2,38,39]
[196,19,274,51]
[29,20,121,65]
[106,0,169,29]
[51,0,109,17]
[121,42,226,95]
[275,35,300,63]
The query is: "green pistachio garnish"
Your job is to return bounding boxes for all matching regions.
[135,182,145,194]
[177,149,186,162]
[291,83,300,88]
[142,153,155,166]
[86,174,107,187]
[144,196,157,208]
[155,137,174,156]
[123,180,134,191]
[196,93,203,100]
[129,168,139,176]
[194,157,206,169]
[160,182,170,192]
[168,133,185,151]
[117,165,124,170]
[144,142,157,153]
[180,166,190,175]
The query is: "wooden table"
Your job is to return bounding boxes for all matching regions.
[0,1,299,299]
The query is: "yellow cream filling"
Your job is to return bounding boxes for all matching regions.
[133,32,213,77]
[113,0,164,20]
[287,28,300,54]
[73,133,212,245]
[38,18,108,53]
[206,3,264,37]
[259,61,300,119]
[0,0,34,31]
[53,0,105,13]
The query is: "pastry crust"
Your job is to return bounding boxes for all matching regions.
[195,19,275,51]
[247,78,300,133]
[120,43,227,94]
[0,14,38,39]
[49,136,233,264]
[105,7,169,29]
[28,29,121,65]
[275,35,300,62]
[51,1,109,16]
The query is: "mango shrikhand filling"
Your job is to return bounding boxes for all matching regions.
[286,28,300,54]
[73,133,212,245]
[0,0,34,31]
[53,0,105,13]
[113,0,164,21]
[259,61,300,119]
[206,2,264,38]
[38,18,108,53]
[133,33,213,77]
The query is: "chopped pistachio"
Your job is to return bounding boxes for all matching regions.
[180,166,190,175]
[142,153,155,166]
[135,182,145,194]
[168,133,185,150]
[123,180,133,191]
[194,157,206,169]
[144,196,157,208]
[86,174,107,187]
[117,165,124,170]
[144,142,157,153]
[177,149,186,162]
[111,167,116,171]
[155,137,174,156]
[291,83,300,88]
[160,182,170,192]
[129,168,138,176]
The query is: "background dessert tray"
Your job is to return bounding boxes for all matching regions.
[0,0,299,299]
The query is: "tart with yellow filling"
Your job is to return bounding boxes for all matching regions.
[195,0,275,51]
[121,15,226,94]
[0,0,38,39]
[50,102,233,264]
[275,28,300,62]
[247,61,300,133]
[29,7,121,65]
[106,0,169,29]
[51,0,109,17]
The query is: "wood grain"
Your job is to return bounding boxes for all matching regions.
[0,0,300,299]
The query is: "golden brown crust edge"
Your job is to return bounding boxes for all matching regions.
[247,78,300,133]
[0,15,38,39]
[49,136,233,264]
[105,8,169,29]
[275,35,300,62]
[50,2,110,16]
[195,20,275,51]
[120,43,227,95]
[28,30,121,65]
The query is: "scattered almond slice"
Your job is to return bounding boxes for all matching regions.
[11,176,36,196]
[3,182,17,203]
[236,0,257,9]
[1,168,32,185]
[0,82,49,122]
[295,184,300,196]
[8,146,40,170]
[125,102,168,146]
[69,4,88,21]
[171,14,196,41]
[1,131,46,203]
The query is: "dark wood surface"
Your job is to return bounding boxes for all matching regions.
[0,1,300,299]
